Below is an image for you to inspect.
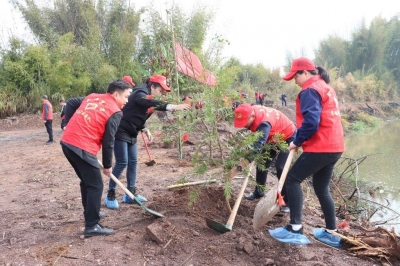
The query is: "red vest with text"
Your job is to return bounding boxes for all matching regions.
[61,93,121,155]
[249,105,296,142]
[296,76,344,152]
[42,100,53,120]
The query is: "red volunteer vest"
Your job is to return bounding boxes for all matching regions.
[42,100,53,120]
[249,106,296,142]
[296,76,344,152]
[61,93,121,155]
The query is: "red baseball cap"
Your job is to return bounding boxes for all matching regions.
[149,74,171,92]
[122,76,135,86]
[233,104,253,128]
[283,58,316,81]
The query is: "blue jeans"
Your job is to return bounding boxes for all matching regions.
[286,152,342,229]
[108,140,138,191]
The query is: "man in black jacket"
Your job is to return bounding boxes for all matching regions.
[105,74,191,209]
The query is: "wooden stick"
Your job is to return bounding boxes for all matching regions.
[167,179,216,189]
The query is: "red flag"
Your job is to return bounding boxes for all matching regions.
[174,42,216,86]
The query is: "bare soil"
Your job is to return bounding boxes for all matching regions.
[0,108,393,266]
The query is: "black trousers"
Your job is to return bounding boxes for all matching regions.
[62,145,102,227]
[286,152,342,229]
[254,133,296,204]
[61,119,66,130]
[45,120,53,141]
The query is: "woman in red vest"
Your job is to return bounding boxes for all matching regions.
[61,80,132,237]
[233,104,296,213]
[269,58,344,247]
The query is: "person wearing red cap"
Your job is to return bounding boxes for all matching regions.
[104,74,190,209]
[233,104,296,213]
[122,76,135,87]
[269,57,344,247]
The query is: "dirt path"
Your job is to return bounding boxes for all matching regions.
[0,116,379,265]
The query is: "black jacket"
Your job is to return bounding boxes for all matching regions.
[116,84,168,143]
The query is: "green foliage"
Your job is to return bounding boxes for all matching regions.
[357,112,381,128]
[351,120,368,132]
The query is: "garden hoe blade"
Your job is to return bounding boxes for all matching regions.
[98,160,164,218]
[205,218,230,233]
[253,150,294,230]
[141,131,156,166]
[206,161,255,233]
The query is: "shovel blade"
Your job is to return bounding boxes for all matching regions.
[205,218,230,233]
[253,188,280,230]
[145,160,156,166]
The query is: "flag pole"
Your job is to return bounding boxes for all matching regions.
[170,11,183,159]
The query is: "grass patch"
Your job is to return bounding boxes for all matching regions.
[351,120,368,132]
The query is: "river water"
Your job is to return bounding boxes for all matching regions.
[341,120,400,234]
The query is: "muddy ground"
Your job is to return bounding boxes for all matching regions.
[0,107,395,266]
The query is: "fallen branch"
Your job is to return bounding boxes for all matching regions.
[163,239,172,249]
[326,224,400,263]
[180,251,195,266]
[167,179,216,189]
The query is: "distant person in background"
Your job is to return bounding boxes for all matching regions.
[255,90,260,104]
[59,99,66,130]
[259,93,266,106]
[281,93,287,106]
[41,95,53,145]
[269,57,344,247]
[61,79,132,237]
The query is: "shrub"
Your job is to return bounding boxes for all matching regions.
[351,120,367,132]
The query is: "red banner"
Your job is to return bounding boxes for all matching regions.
[174,42,216,86]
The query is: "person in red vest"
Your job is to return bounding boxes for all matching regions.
[269,57,344,247]
[60,80,132,237]
[259,93,265,106]
[255,90,260,104]
[41,95,53,145]
[233,104,296,213]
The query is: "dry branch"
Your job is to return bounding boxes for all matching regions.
[167,179,216,189]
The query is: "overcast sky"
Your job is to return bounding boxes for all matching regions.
[1,0,399,68]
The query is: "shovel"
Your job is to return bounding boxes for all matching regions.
[253,149,294,230]
[97,160,164,218]
[141,131,156,166]
[206,161,255,233]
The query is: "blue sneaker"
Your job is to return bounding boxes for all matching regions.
[104,189,119,209]
[269,225,311,245]
[312,228,341,247]
[122,187,148,204]
[122,194,148,204]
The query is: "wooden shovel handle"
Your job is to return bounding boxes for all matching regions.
[226,161,255,229]
[277,149,295,192]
